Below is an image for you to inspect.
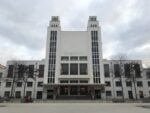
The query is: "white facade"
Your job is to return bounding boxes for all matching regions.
[0,16,150,100]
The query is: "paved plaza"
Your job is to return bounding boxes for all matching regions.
[0,102,150,113]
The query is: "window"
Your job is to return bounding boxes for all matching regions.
[79,63,87,75]
[79,56,87,61]
[105,81,111,87]
[124,64,131,78]
[134,64,141,78]
[116,91,123,96]
[70,56,78,61]
[80,80,88,83]
[70,63,78,75]
[61,64,69,75]
[37,82,43,87]
[70,80,78,83]
[27,82,33,87]
[0,82,1,86]
[26,91,32,97]
[114,64,120,77]
[61,56,69,61]
[7,65,14,78]
[39,65,44,78]
[116,81,122,87]
[137,81,143,87]
[0,72,2,78]
[60,80,68,83]
[106,91,112,96]
[36,91,42,99]
[28,65,34,78]
[15,91,21,98]
[16,82,22,87]
[126,81,132,87]
[146,71,150,78]
[104,64,110,77]
[148,81,150,87]
[4,91,10,97]
[6,82,11,87]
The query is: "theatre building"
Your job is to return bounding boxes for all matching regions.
[0,16,150,100]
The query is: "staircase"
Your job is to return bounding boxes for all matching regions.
[56,95,91,100]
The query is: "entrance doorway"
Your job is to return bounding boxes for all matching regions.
[47,90,53,99]
[95,90,101,99]
[37,91,43,99]
[70,86,78,95]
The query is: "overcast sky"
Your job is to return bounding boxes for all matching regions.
[0,0,150,67]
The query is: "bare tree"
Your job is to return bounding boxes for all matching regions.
[111,53,127,101]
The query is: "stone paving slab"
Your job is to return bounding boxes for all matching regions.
[0,103,150,113]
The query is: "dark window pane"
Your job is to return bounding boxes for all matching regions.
[126,81,132,87]
[15,91,21,98]
[16,82,22,87]
[124,64,131,78]
[104,64,110,77]
[61,56,69,61]
[114,64,120,77]
[61,64,69,75]
[39,65,44,77]
[70,64,78,75]
[116,91,123,96]
[4,91,10,97]
[70,56,78,61]
[134,64,141,78]
[137,81,143,87]
[7,65,14,78]
[6,82,11,87]
[79,56,87,61]
[27,82,33,87]
[105,81,111,87]
[116,81,122,87]
[28,65,34,78]
[80,64,88,75]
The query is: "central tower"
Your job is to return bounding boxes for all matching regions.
[44,16,105,99]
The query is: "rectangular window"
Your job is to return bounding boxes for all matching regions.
[61,64,69,75]
[70,56,78,61]
[80,80,88,83]
[61,56,69,61]
[27,82,33,87]
[137,81,143,87]
[116,81,122,87]
[126,81,132,87]
[105,81,111,87]
[114,64,120,77]
[80,63,88,75]
[148,81,150,87]
[124,64,131,78]
[70,63,78,75]
[16,82,22,87]
[0,82,1,86]
[104,64,110,77]
[26,91,32,97]
[37,82,43,87]
[6,82,11,87]
[15,91,21,98]
[4,91,10,97]
[7,65,14,78]
[0,72,2,78]
[39,65,44,78]
[60,80,68,83]
[79,56,87,61]
[134,64,141,78]
[116,91,123,96]
[28,65,34,78]
[70,80,78,83]
[106,91,112,96]
[146,71,150,78]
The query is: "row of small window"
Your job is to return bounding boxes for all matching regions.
[61,56,87,61]
[104,64,141,78]
[4,81,43,87]
[105,81,150,87]
[4,91,43,99]
[61,63,88,75]
[48,78,55,83]
[60,80,88,84]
